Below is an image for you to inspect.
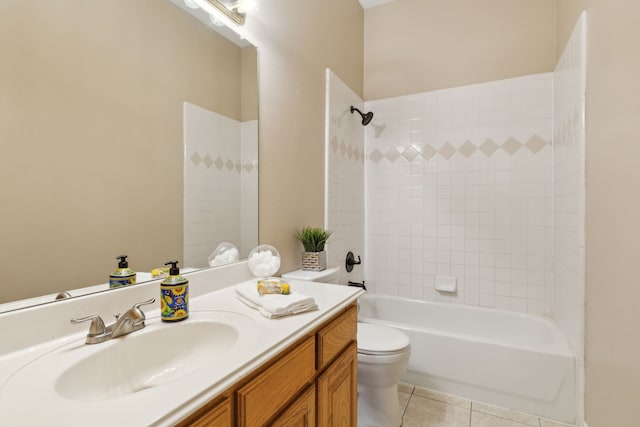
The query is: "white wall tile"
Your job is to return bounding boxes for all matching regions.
[365,73,553,315]
[362,51,585,423]
[240,120,258,258]
[183,102,244,268]
[326,69,365,284]
[552,12,587,425]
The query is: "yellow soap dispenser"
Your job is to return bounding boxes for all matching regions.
[109,255,136,289]
[160,260,189,322]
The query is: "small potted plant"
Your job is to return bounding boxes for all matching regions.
[295,226,332,271]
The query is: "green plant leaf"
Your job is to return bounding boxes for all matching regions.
[295,226,333,252]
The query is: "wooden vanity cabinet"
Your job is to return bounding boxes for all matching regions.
[316,304,357,369]
[317,342,357,426]
[178,303,357,427]
[236,336,316,426]
[271,385,316,426]
[176,394,232,427]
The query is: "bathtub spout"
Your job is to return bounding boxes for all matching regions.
[348,281,367,291]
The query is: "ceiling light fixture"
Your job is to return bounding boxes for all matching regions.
[184,0,251,27]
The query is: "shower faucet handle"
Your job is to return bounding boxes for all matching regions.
[346,251,362,272]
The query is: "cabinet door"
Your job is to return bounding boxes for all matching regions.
[317,342,357,427]
[237,336,316,426]
[271,385,316,427]
[176,396,231,427]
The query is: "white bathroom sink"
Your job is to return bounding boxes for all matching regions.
[56,319,241,400]
[1,310,257,404]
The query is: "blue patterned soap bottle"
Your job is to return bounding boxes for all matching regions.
[109,255,136,289]
[160,260,188,322]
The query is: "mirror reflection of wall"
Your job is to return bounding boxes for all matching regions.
[183,101,258,268]
[0,0,258,308]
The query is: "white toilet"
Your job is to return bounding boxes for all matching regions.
[357,322,410,427]
[281,267,411,427]
[281,266,340,283]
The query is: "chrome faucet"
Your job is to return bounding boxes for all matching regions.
[71,298,155,344]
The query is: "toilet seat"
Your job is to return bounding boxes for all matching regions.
[357,323,410,356]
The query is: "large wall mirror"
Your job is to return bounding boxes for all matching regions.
[0,0,258,312]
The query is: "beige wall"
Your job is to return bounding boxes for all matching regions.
[582,2,640,425]
[557,1,640,425]
[244,0,364,274]
[241,45,259,122]
[364,0,557,100]
[0,0,244,302]
[556,0,585,60]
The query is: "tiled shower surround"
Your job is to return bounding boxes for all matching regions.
[325,70,365,285]
[326,16,586,425]
[183,102,258,268]
[552,12,586,423]
[358,17,586,420]
[364,74,554,315]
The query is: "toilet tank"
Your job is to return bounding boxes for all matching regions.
[281,267,340,284]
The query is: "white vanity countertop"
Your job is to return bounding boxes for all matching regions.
[0,276,362,426]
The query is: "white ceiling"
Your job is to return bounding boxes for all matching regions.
[358,0,395,10]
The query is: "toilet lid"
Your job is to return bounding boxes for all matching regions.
[357,323,410,355]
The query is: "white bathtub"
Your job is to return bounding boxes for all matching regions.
[358,294,576,424]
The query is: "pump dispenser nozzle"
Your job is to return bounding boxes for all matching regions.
[164,260,180,276]
[117,255,129,268]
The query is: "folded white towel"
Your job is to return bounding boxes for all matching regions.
[235,282,318,318]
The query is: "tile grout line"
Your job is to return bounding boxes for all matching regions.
[401,387,414,419]
[471,399,545,427]
[403,383,575,427]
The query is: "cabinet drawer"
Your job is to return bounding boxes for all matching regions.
[236,336,316,426]
[317,304,357,369]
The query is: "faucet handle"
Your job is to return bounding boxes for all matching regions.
[126,298,156,324]
[70,315,111,344]
[71,315,107,334]
[133,298,156,311]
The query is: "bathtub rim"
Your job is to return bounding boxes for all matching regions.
[357,293,575,358]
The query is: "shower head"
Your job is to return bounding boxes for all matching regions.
[350,106,374,126]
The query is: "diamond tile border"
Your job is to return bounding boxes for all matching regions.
[459,141,477,158]
[329,135,366,164]
[385,147,401,163]
[186,151,257,173]
[369,149,384,164]
[367,134,550,164]
[502,137,522,155]
[419,144,437,161]
[479,138,499,157]
[331,134,549,165]
[439,143,456,160]
[190,152,202,166]
[402,145,419,161]
[203,155,214,168]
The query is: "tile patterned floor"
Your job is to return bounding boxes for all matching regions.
[397,383,575,427]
